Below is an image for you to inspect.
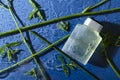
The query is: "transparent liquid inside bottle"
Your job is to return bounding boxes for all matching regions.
[62,24,102,65]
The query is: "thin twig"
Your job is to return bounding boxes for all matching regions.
[105,51,120,78]
[6,0,49,80]
[0,7,120,38]
[0,3,9,10]
[0,34,69,76]
[82,0,108,13]
[90,0,108,10]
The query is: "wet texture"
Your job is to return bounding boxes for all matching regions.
[0,0,120,80]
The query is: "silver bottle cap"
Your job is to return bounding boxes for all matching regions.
[84,18,103,32]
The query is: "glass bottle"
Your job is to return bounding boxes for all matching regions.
[62,18,103,65]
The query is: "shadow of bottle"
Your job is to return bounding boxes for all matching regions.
[89,21,120,68]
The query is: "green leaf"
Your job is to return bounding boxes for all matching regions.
[55,65,62,68]
[101,32,114,52]
[0,45,6,56]
[7,50,12,62]
[57,55,65,65]
[65,21,69,30]
[57,21,69,31]
[6,41,22,48]
[28,10,35,20]
[115,36,120,46]
[2,49,22,62]
[70,61,78,68]
[10,49,21,55]
[29,0,45,20]
[37,11,44,20]
[62,66,69,77]
[25,68,37,78]
[67,64,76,70]
[57,55,69,76]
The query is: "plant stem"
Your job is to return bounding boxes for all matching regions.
[72,61,98,80]
[6,0,49,80]
[115,36,120,46]
[0,7,120,38]
[0,34,69,75]
[90,0,108,10]
[0,3,8,10]
[30,31,99,80]
[82,0,108,13]
[105,51,120,78]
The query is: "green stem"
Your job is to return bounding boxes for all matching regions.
[0,34,69,75]
[105,51,120,78]
[0,7,120,38]
[72,61,98,80]
[115,36,120,46]
[30,31,99,80]
[90,0,108,10]
[82,0,108,13]
[6,1,48,80]
[0,3,8,10]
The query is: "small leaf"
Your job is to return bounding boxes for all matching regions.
[37,11,44,20]
[70,61,78,68]
[7,50,12,62]
[25,68,37,78]
[115,36,120,46]
[55,65,62,68]
[57,55,65,65]
[6,41,22,48]
[57,21,69,31]
[62,66,69,77]
[10,50,18,55]
[29,0,45,20]
[57,55,69,76]
[0,45,6,56]
[28,10,35,20]
[67,64,76,70]
[100,32,114,52]
[10,49,22,55]
[2,49,22,62]
[65,21,69,30]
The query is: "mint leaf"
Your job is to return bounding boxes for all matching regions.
[7,50,12,62]
[115,36,120,46]
[29,0,45,20]
[67,64,76,70]
[6,41,22,48]
[62,66,69,77]
[0,45,6,56]
[25,68,37,78]
[57,21,69,31]
[28,10,35,20]
[37,10,44,20]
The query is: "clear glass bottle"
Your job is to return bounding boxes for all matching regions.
[62,18,103,65]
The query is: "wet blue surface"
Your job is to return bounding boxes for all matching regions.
[0,0,120,80]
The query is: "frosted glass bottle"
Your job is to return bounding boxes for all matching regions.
[62,18,103,65]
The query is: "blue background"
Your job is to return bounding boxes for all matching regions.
[0,0,120,80]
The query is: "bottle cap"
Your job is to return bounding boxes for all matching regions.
[84,18,103,32]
